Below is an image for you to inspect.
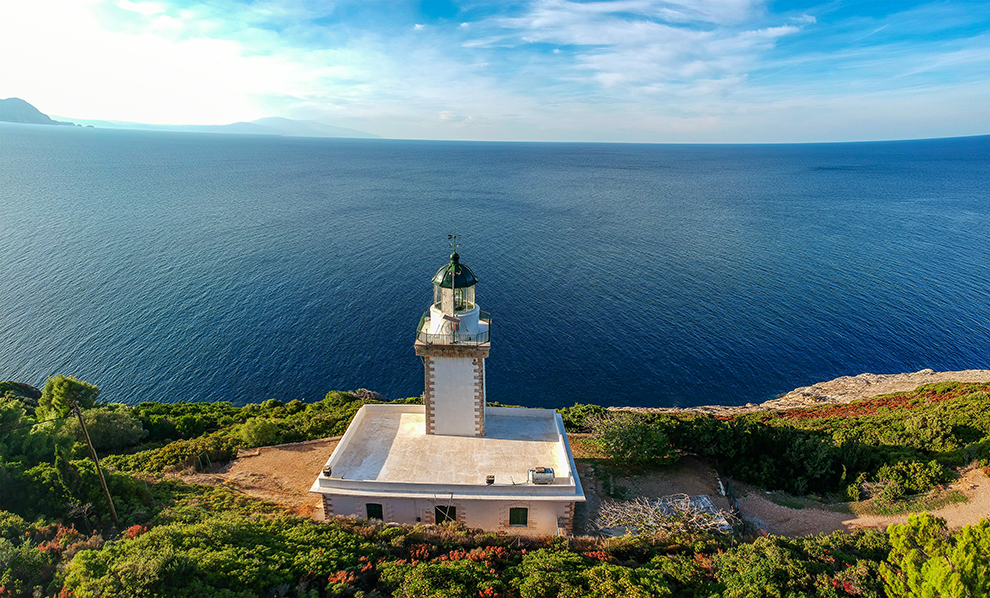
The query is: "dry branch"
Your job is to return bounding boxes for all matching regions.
[595,494,737,536]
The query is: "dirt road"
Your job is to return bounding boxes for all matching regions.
[737,465,990,536]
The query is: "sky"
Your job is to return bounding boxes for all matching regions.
[1,0,988,142]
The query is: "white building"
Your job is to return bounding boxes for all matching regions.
[310,249,585,535]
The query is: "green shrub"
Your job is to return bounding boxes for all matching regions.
[104,433,239,473]
[875,460,948,496]
[0,400,64,466]
[62,514,379,598]
[237,418,280,447]
[60,405,148,451]
[591,412,679,467]
[714,536,822,596]
[557,403,608,433]
[509,549,587,598]
[394,559,504,598]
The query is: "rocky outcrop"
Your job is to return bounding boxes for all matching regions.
[616,369,990,416]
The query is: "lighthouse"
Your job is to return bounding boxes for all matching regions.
[311,237,584,535]
[414,246,491,436]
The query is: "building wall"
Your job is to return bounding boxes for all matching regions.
[428,356,485,436]
[326,494,574,536]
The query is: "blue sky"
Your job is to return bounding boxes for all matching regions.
[2,0,988,142]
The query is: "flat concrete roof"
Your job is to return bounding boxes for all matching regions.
[311,405,584,501]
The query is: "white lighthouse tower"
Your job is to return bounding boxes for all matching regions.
[414,242,491,437]
[312,238,585,535]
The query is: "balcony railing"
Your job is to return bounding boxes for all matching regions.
[416,311,491,345]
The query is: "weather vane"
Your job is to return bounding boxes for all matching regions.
[448,227,460,252]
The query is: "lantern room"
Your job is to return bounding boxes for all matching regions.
[419,252,489,345]
[431,252,478,314]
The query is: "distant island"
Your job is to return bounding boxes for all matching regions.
[0,97,81,127]
[1,97,379,139]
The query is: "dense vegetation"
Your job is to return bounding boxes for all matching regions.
[2,376,989,596]
[562,382,990,504]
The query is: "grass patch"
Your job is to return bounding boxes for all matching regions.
[848,489,968,516]
[568,435,606,459]
[760,490,856,513]
[764,491,829,511]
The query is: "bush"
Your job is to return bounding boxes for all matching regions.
[557,403,608,433]
[0,400,63,465]
[60,406,148,451]
[590,412,679,467]
[61,514,379,598]
[714,536,821,596]
[509,549,587,597]
[582,563,672,598]
[237,418,280,447]
[104,433,239,473]
[393,559,504,598]
[875,460,948,497]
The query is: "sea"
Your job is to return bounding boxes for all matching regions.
[1,124,988,409]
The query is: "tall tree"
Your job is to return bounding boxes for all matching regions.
[881,513,990,597]
[37,375,100,421]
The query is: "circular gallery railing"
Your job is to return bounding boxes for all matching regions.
[415,311,491,345]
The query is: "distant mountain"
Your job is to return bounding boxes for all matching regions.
[250,117,378,139]
[59,115,379,139]
[0,98,77,126]
[3,98,377,138]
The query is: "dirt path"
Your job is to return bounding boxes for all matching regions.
[736,465,990,536]
[183,437,338,519]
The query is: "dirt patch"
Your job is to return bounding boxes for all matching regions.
[735,465,990,537]
[182,437,339,519]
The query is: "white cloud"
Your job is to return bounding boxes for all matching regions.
[488,0,801,99]
[116,0,166,15]
[0,0,317,123]
[0,0,986,142]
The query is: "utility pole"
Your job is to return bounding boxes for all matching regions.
[73,401,118,527]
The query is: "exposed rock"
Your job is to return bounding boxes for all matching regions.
[353,388,387,402]
[615,369,990,416]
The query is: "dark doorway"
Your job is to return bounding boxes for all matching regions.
[366,503,383,520]
[435,505,456,524]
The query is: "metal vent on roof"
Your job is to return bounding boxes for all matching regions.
[528,467,555,485]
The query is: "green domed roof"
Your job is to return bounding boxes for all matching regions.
[432,252,478,288]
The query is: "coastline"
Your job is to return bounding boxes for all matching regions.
[614,368,990,416]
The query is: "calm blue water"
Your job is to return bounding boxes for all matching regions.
[1,124,988,408]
